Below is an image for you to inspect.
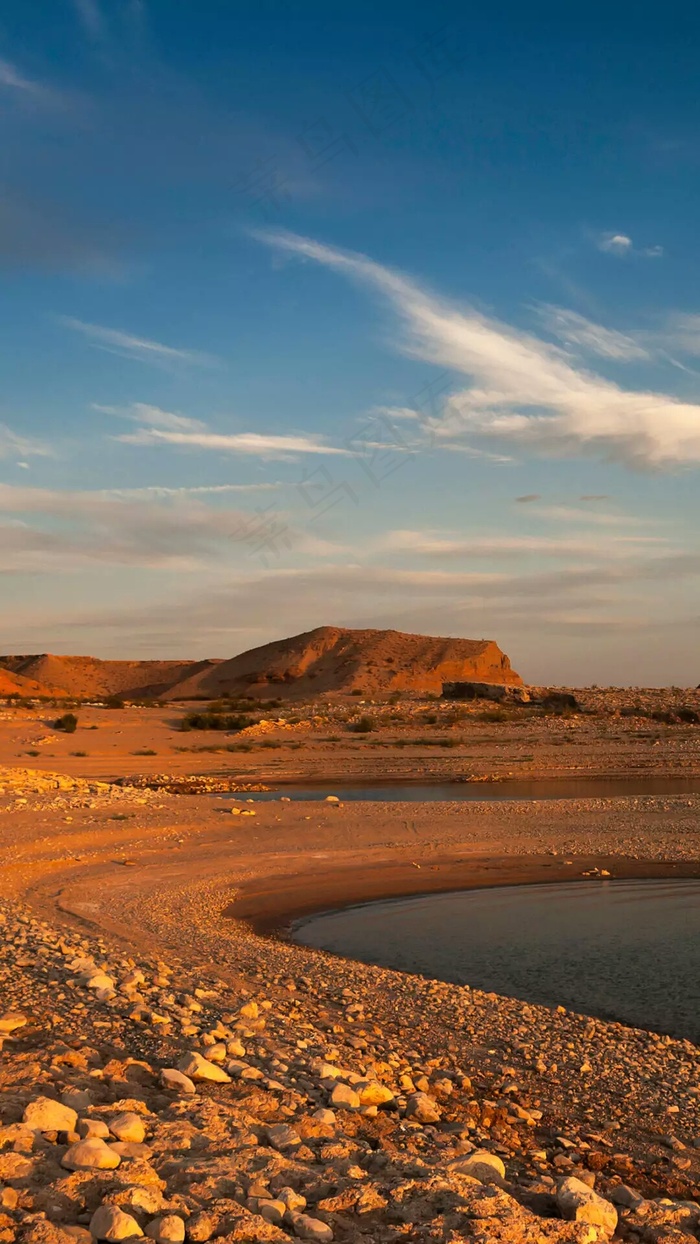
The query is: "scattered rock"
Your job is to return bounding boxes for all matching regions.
[23,1096,78,1134]
[556,1177,618,1236]
[89,1206,143,1242]
[62,1138,121,1170]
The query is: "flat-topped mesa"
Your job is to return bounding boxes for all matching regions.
[167,626,522,700]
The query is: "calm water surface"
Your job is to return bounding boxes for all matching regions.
[294,879,700,1042]
[230,777,700,802]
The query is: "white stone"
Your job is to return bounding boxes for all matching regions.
[405,1091,441,1123]
[62,1137,121,1170]
[109,1112,146,1144]
[78,1119,111,1140]
[277,1188,307,1212]
[330,1082,360,1110]
[82,972,115,991]
[23,1096,78,1134]
[177,1051,230,1083]
[145,1216,185,1244]
[312,1108,335,1125]
[160,1069,196,1094]
[557,1177,618,1236]
[90,1205,143,1241]
[355,1080,395,1107]
[206,1042,227,1063]
[453,1150,506,1185]
[288,1213,333,1242]
[258,1202,285,1226]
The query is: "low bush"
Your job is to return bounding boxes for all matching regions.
[179,712,255,732]
[53,713,78,733]
[348,715,376,733]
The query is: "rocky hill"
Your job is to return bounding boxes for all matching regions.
[0,668,57,697]
[0,628,520,701]
[164,626,522,700]
[0,654,220,699]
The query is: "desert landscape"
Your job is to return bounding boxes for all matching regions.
[2,629,700,1244]
[3,7,699,1243]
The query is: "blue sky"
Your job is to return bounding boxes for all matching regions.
[1,0,700,684]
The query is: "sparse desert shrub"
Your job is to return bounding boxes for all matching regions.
[71,751,88,757]
[350,688,364,696]
[475,708,508,723]
[179,712,254,732]
[131,748,157,756]
[348,715,376,733]
[53,713,78,733]
[104,695,125,709]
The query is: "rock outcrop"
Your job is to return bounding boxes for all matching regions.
[165,626,522,700]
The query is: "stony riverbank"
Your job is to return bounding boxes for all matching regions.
[3,768,700,1241]
[3,897,700,1244]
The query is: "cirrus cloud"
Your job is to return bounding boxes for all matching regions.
[254,229,700,469]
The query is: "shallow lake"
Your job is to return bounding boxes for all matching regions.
[230,776,700,802]
[293,878,700,1042]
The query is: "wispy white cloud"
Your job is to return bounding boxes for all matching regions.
[377,528,666,559]
[597,232,633,256]
[94,402,206,433]
[106,483,280,497]
[597,232,663,259]
[0,56,75,112]
[0,57,47,99]
[254,229,700,468]
[0,424,52,461]
[524,504,660,528]
[58,317,217,367]
[116,426,353,458]
[663,313,700,358]
[535,305,649,361]
[0,483,284,571]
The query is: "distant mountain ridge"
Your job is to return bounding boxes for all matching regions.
[0,627,521,700]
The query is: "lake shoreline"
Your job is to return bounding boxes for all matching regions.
[226,851,700,935]
[6,769,700,1236]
